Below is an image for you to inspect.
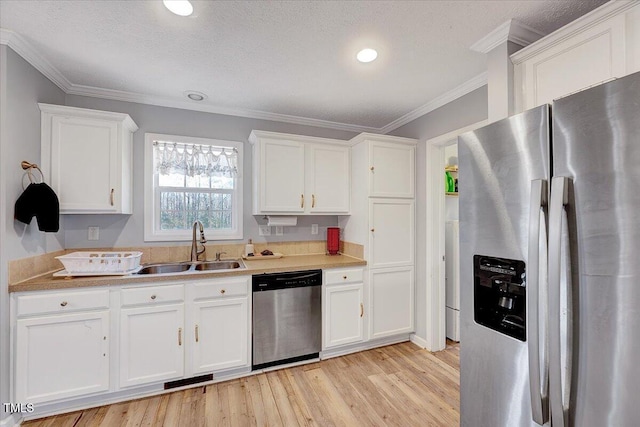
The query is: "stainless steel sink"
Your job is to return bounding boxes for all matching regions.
[194,261,243,271]
[135,259,245,275]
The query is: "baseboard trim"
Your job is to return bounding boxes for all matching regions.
[0,412,22,427]
[409,333,429,349]
[320,334,411,360]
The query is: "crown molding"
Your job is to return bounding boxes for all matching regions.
[65,83,379,133]
[0,28,72,91]
[511,0,637,64]
[379,72,488,134]
[2,26,485,136]
[470,19,546,53]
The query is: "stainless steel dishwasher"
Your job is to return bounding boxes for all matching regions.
[252,269,322,370]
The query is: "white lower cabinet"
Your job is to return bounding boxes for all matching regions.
[369,266,414,339]
[14,289,110,404]
[119,304,185,388]
[189,296,249,374]
[323,268,365,349]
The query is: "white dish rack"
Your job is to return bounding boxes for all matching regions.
[55,251,143,275]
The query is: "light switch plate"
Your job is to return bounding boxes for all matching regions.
[311,224,318,235]
[259,225,271,236]
[88,226,99,241]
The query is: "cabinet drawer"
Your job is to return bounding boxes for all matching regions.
[190,278,249,301]
[16,289,109,317]
[121,285,183,307]
[325,268,364,285]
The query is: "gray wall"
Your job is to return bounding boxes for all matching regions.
[63,95,358,248]
[389,85,488,342]
[0,46,66,424]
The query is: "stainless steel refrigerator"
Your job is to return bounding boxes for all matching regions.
[458,71,640,427]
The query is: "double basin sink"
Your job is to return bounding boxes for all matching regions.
[135,259,245,275]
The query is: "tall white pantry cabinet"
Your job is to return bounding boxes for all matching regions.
[339,134,416,341]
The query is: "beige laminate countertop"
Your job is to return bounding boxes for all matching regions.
[9,254,367,293]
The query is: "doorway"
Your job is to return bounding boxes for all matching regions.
[423,120,486,351]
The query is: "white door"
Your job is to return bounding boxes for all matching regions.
[369,199,415,268]
[324,283,364,349]
[259,139,305,212]
[51,116,118,212]
[369,141,415,198]
[370,267,414,339]
[306,144,350,214]
[119,304,184,388]
[15,311,110,404]
[189,297,248,375]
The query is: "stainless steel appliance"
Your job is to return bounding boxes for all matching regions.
[252,269,321,370]
[459,71,640,427]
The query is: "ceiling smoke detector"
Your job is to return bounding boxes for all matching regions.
[185,91,207,101]
[357,48,378,63]
[163,0,193,17]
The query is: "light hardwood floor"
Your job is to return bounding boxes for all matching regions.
[23,341,460,426]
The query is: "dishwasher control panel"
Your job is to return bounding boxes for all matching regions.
[252,269,322,291]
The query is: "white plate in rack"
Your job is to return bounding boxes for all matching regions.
[53,266,143,277]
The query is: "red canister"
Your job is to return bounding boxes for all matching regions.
[326,227,340,255]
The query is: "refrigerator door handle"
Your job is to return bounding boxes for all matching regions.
[528,179,549,425]
[548,176,571,427]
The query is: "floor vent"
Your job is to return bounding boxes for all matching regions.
[164,374,213,390]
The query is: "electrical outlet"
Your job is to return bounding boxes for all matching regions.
[275,226,284,236]
[88,226,100,241]
[259,225,271,236]
[311,224,318,235]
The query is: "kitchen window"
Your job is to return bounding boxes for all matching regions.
[144,133,243,241]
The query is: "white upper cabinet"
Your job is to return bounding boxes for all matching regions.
[250,130,350,215]
[306,143,350,213]
[344,134,416,199]
[513,2,640,112]
[39,104,138,214]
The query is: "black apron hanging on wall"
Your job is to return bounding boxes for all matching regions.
[15,162,60,232]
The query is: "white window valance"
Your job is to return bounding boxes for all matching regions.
[153,141,238,177]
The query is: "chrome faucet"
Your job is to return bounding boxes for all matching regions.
[191,220,207,262]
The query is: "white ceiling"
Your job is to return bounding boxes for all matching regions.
[0,0,607,132]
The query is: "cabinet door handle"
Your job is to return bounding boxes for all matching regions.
[110,188,115,206]
[195,325,199,343]
[178,328,182,346]
[360,303,364,318]
[370,166,374,172]
[343,275,347,280]
[370,228,375,233]
[312,194,315,208]
[301,194,304,208]
[60,301,68,307]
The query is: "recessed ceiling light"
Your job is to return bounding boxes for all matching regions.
[185,91,207,101]
[163,0,193,17]
[357,48,378,63]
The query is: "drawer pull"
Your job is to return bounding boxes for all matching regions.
[360,303,364,318]
[220,289,226,294]
[370,228,375,233]
[60,301,68,307]
[150,295,157,300]
[178,328,182,346]
[343,275,347,280]
[195,325,199,343]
